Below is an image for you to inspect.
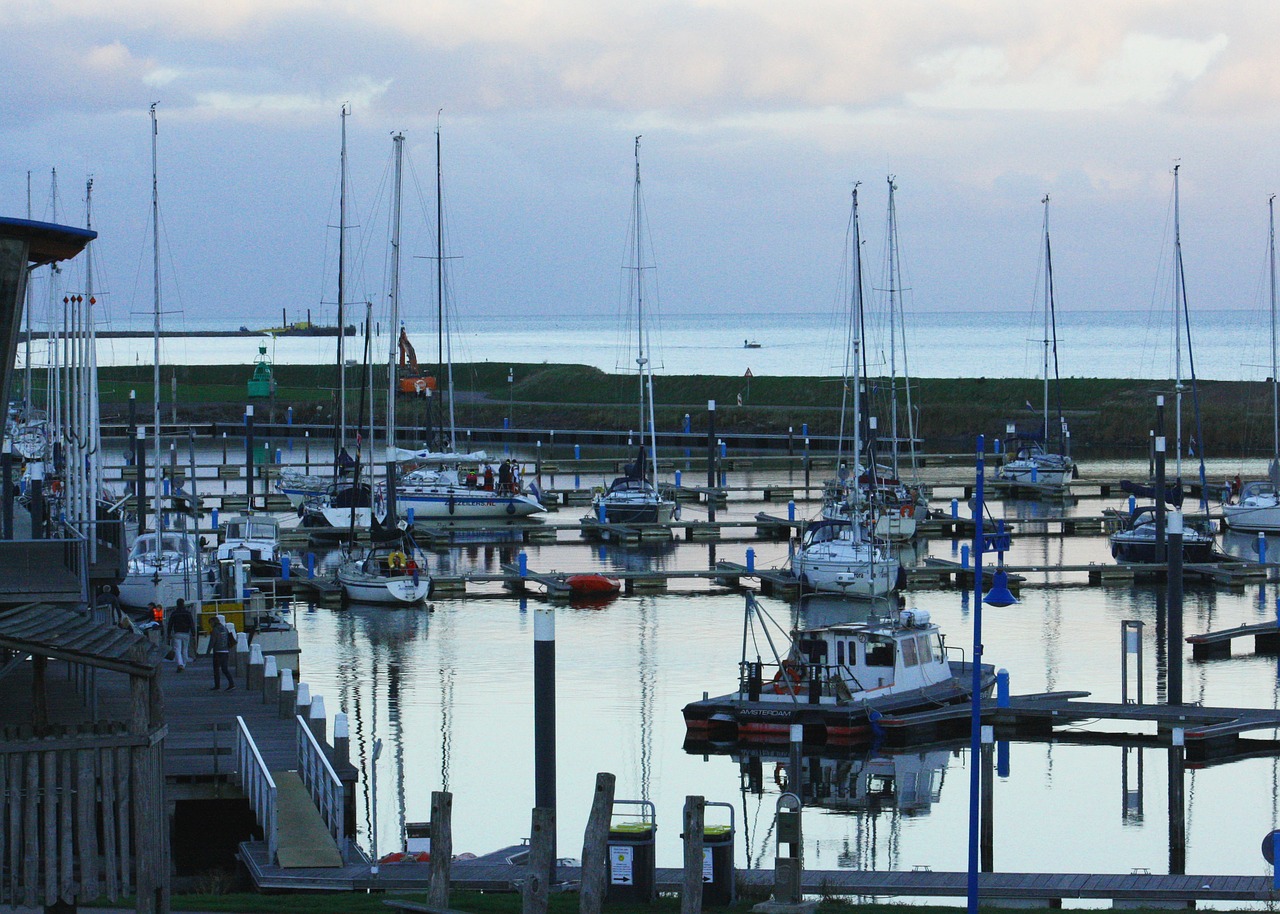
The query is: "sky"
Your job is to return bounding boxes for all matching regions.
[4,1,1280,337]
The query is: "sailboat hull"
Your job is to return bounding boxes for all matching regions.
[1223,499,1280,533]
[397,487,545,521]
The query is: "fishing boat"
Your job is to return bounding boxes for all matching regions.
[682,594,993,744]
[119,531,214,609]
[998,196,1076,491]
[1223,196,1280,533]
[590,138,676,528]
[215,513,282,571]
[337,538,431,605]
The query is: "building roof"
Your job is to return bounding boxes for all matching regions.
[0,603,161,677]
[0,216,97,266]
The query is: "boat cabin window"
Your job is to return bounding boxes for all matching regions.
[225,523,243,539]
[901,637,919,667]
[865,635,894,667]
[921,634,944,663]
[836,641,845,665]
[796,638,826,663]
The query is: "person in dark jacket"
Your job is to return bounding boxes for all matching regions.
[167,598,195,671]
[208,615,235,691]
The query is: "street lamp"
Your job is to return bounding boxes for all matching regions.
[370,737,383,877]
[968,435,1015,914]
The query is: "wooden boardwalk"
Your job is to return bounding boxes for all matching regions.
[1188,621,1280,659]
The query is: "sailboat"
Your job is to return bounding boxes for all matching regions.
[392,122,544,524]
[1110,164,1217,563]
[1223,195,1280,533]
[590,137,676,527]
[795,186,900,598]
[338,133,430,605]
[998,195,1077,491]
[301,105,376,541]
[860,177,925,541]
[120,104,211,609]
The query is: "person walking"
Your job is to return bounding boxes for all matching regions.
[208,615,235,691]
[167,598,195,672]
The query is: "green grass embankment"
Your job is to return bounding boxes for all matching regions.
[27,364,1278,459]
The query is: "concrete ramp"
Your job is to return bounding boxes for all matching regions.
[272,770,343,868]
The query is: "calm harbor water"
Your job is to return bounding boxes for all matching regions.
[265,456,1280,903]
[26,307,1280,381]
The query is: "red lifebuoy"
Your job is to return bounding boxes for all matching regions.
[771,661,803,693]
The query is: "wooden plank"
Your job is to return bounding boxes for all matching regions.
[57,750,73,903]
[22,753,38,907]
[76,748,99,900]
[100,748,119,901]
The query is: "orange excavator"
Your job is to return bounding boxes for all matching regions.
[397,327,437,397]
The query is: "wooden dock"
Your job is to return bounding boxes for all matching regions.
[238,840,1280,903]
[1188,621,1280,660]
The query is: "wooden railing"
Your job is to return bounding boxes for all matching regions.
[234,716,278,863]
[295,715,345,854]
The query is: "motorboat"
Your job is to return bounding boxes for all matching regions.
[792,518,901,598]
[1109,506,1217,564]
[337,540,431,605]
[683,594,994,744]
[119,531,214,610]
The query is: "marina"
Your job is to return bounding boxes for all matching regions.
[11,218,1280,914]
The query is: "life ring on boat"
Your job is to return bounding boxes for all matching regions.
[771,660,803,693]
[387,551,407,570]
[899,504,913,518]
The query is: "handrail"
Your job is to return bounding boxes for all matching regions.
[295,715,345,852]
[234,715,278,863]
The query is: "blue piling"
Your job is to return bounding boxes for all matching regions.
[801,423,808,437]
[597,502,606,523]
[997,741,1010,778]
[951,498,958,518]
[719,440,727,458]
[1031,465,1038,483]
[212,508,219,530]
[1128,495,1136,514]
[574,444,581,460]
[788,501,795,522]
[746,548,755,572]
[993,438,1002,455]
[518,552,528,576]
[407,508,415,525]
[675,470,682,488]
[996,668,1010,707]
[961,543,971,569]
[281,555,291,580]
[306,553,315,579]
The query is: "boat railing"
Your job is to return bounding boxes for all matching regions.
[944,643,967,667]
[738,659,862,703]
[295,715,347,855]
[234,715,278,863]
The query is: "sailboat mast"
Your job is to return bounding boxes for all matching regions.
[337,104,349,465]
[1041,195,1052,446]
[149,104,162,547]
[23,172,31,420]
[850,185,864,496]
[1271,194,1278,463]
[632,137,659,484]
[387,133,403,458]
[436,120,457,447]
[886,176,900,476]
[1172,163,1184,480]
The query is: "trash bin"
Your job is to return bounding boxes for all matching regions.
[702,823,735,906]
[606,800,657,904]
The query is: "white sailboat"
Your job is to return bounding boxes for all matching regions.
[393,122,544,524]
[590,136,676,527]
[796,186,900,599]
[120,104,210,608]
[998,195,1076,491]
[1223,195,1280,533]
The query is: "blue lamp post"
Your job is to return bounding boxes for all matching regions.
[968,435,1016,914]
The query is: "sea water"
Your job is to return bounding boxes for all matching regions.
[27,307,1279,381]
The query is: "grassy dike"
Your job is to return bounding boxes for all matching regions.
[47,362,1278,458]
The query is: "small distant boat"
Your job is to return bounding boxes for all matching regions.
[683,593,993,744]
[743,339,761,349]
[565,573,621,597]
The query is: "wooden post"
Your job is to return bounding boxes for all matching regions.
[522,807,555,914]
[579,772,615,914]
[263,657,279,708]
[681,796,705,914]
[234,631,250,680]
[427,790,453,909]
[32,655,47,731]
[247,644,265,691]
[278,668,296,720]
[308,695,327,745]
